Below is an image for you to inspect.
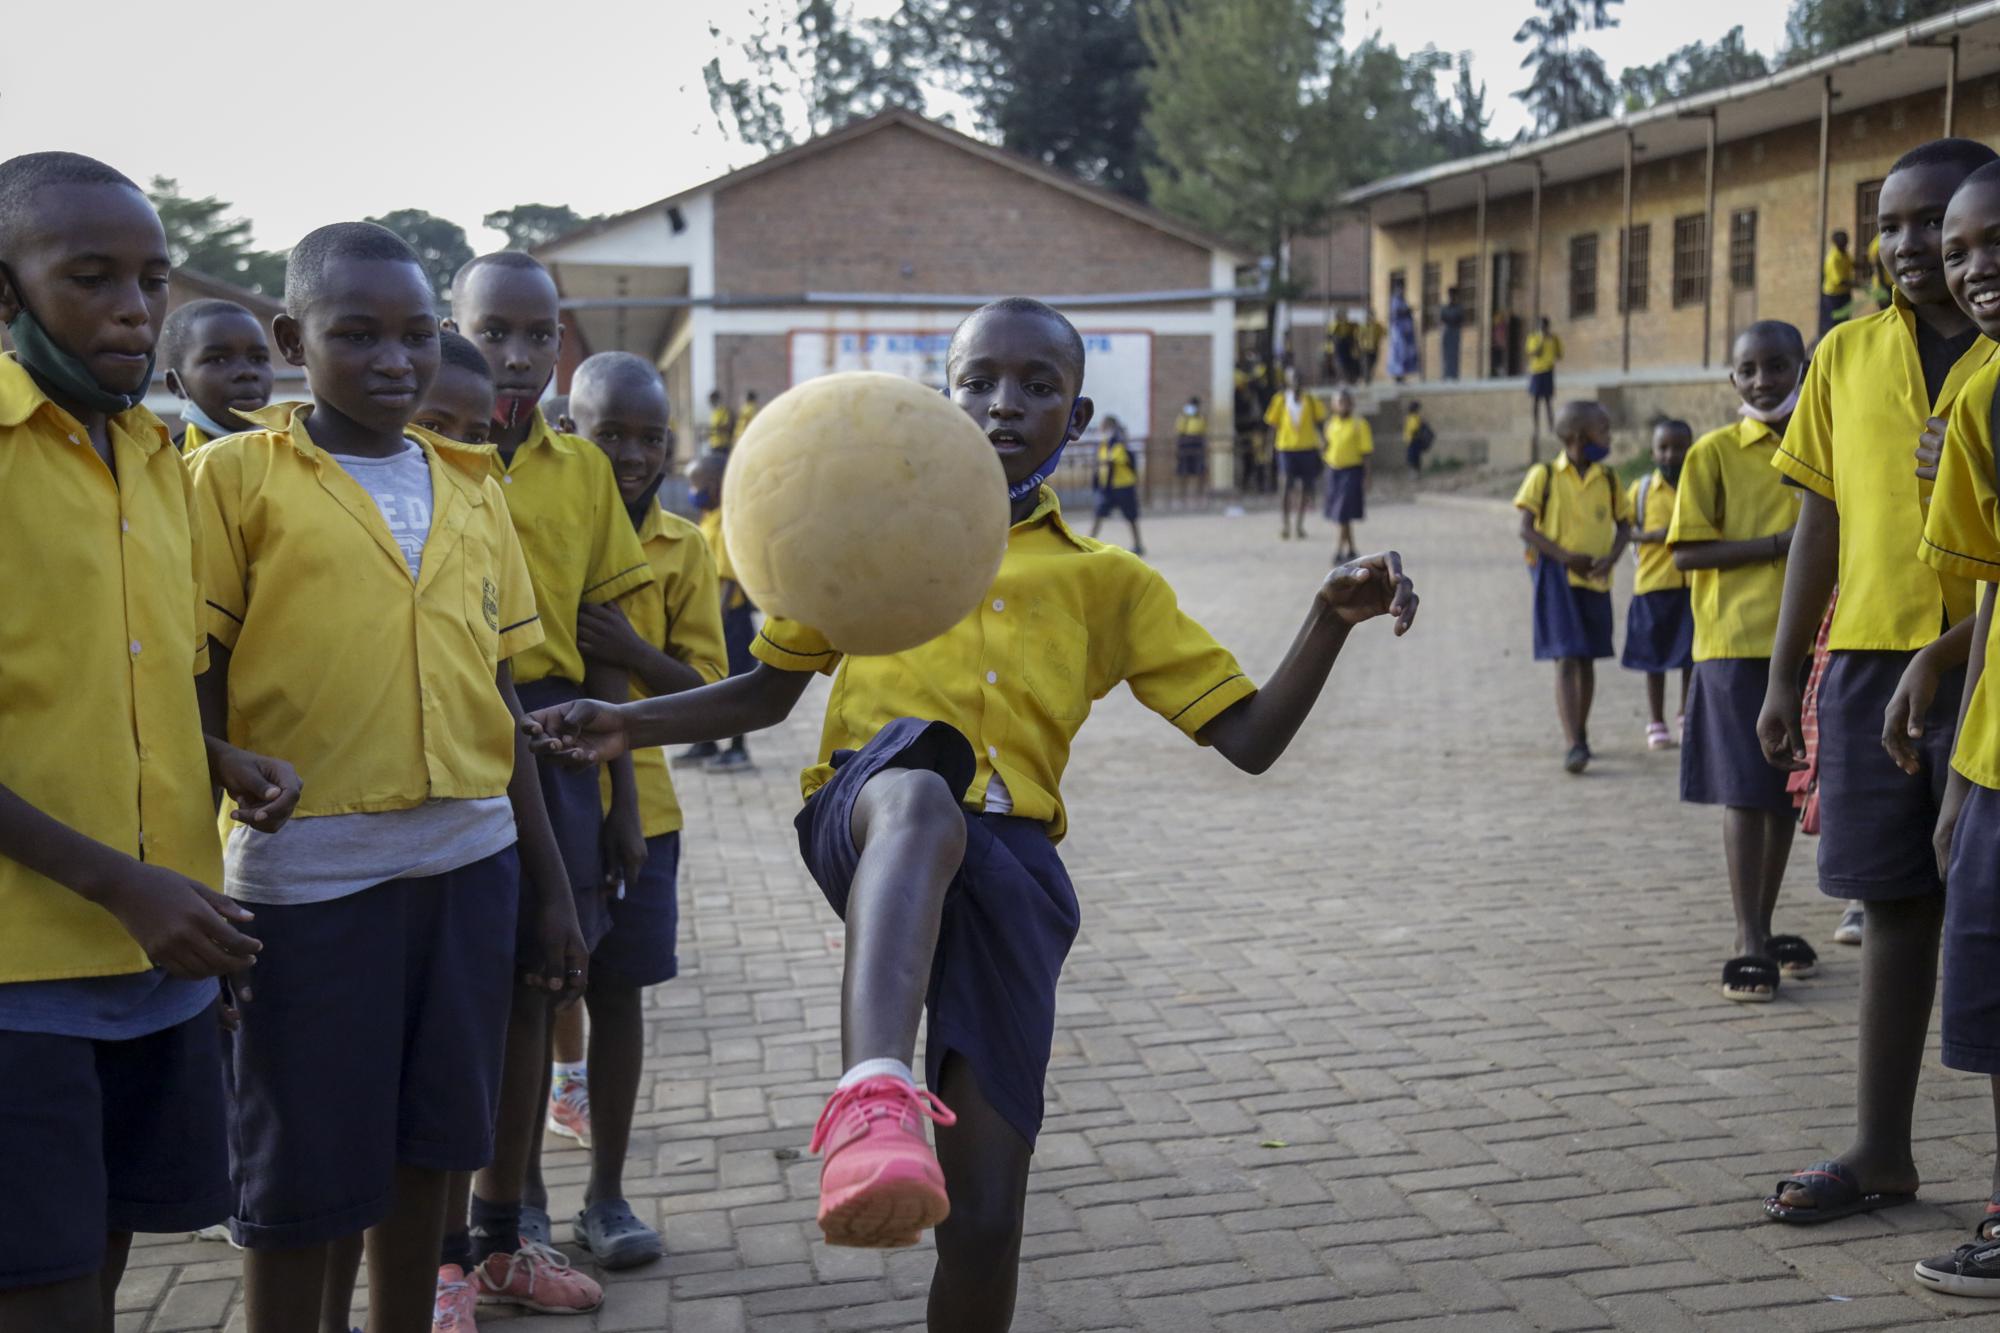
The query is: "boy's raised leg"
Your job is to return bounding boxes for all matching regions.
[927,1055,1032,1333]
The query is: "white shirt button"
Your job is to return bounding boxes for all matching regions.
[67,433,79,445]
[503,475,514,484]
[129,640,142,655]
[987,745,999,759]
[985,671,998,684]
[992,599,1005,612]
[120,518,130,532]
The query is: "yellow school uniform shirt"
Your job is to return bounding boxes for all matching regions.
[1822,246,1854,298]
[1666,420,1800,660]
[1921,362,2000,788]
[1527,332,1562,375]
[1176,414,1206,443]
[192,405,544,815]
[751,488,1256,842]
[707,405,732,444]
[1403,412,1423,444]
[1625,470,1687,594]
[1096,437,1137,489]
[484,410,653,685]
[1322,417,1373,469]
[599,502,729,836]
[731,402,758,445]
[1772,293,1992,650]
[0,355,221,982]
[697,506,748,610]
[1357,321,1384,353]
[180,421,214,454]
[1263,392,1326,452]
[1513,455,1632,592]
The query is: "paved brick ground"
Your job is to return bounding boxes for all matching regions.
[127,496,2000,1331]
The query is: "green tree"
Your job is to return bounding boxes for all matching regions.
[1620,26,1769,108]
[923,0,1153,199]
[1779,0,1957,65]
[1436,54,1495,159]
[364,209,473,300]
[483,203,601,251]
[704,0,931,153]
[146,177,287,294]
[1513,0,1623,136]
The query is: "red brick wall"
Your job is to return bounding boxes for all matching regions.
[714,123,1213,297]
[714,335,788,410]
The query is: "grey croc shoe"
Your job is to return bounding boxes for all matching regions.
[574,1198,663,1270]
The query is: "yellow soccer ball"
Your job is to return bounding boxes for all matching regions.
[723,372,1010,656]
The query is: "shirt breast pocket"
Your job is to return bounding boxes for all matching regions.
[460,535,502,671]
[1019,602,1090,724]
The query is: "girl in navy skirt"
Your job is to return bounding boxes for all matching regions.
[1622,420,1696,749]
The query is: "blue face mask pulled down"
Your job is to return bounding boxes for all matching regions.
[1580,442,1610,464]
[1007,397,1080,502]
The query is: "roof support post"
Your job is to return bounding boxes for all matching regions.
[1815,76,1834,319]
[1621,130,1635,374]
[1701,111,1717,369]
[1475,173,1489,381]
[1417,188,1430,380]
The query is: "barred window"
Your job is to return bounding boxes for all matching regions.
[1619,224,1650,313]
[1672,214,1708,308]
[1729,209,1757,290]
[1568,234,1598,319]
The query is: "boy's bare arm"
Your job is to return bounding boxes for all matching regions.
[1517,509,1581,568]
[498,663,588,997]
[194,642,304,830]
[1756,490,1839,768]
[525,663,812,765]
[1935,584,1993,879]
[1671,528,1793,571]
[1199,553,1417,775]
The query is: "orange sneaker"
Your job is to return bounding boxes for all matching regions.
[432,1264,479,1332]
[546,1072,591,1149]
[808,1075,957,1248]
[473,1240,603,1314]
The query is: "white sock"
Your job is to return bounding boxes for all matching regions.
[838,1058,916,1090]
[553,1059,587,1085]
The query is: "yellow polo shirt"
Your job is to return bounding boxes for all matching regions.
[484,410,652,685]
[192,406,544,815]
[1527,333,1562,375]
[1626,470,1687,595]
[1263,393,1326,452]
[1667,420,1800,660]
[707,405,732,444]
[697,506,748,610]
[180,421,213,454]
[1322,417,1373,469]
[1513,455,1631,591]
[1921,362,2000,788]
[598,502,729,837]
[1096,438,1137,489]
[1772,295,1992,650]
[0,355,221,983]
[751,488,1256,842]
[1823,246,1854,298]
[1403,412,1423,444]
[1176,414,1206,443]
[1357,322,1384,353]
[731,402,758,445]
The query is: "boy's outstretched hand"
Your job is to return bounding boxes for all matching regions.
[213,744,303,832]
[1317,551,1418,635]
[522,699,632,767]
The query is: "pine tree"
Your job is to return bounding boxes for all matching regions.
[1513,0,1623,136]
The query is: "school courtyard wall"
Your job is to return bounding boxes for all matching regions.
[1368,77,2000,378]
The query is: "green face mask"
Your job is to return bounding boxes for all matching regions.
[3,276,154,414]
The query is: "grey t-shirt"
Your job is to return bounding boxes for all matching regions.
[223,438,515,905]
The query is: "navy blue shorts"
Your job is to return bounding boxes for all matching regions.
[1681,659,1794,813]
[1175,443,1205,477]
[592,833,681,989]
[0,1006,228,1289]
[1530,557,1613,661]
[1945,782,2000,1072]
[516,677,610,950]
[1324,465,1366,522]
[794,717,1080,1148]
[722,602,756,678]
[227,848,520,1249]
[1816,651,1962,901]
[1095,485,1139,522]
[1528,370,1555,400]
[1278,450,1323,485]
[1622,588,1694,673]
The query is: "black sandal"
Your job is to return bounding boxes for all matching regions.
[1721,955,1779,1004]
[1764,1159,1915,1224]
[1768,934,1818,979]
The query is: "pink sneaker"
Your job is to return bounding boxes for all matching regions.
[809,1076,957,1248]
[473,1240,603,1314]
[547,1073,592,1149]
[432,1264,478,1332]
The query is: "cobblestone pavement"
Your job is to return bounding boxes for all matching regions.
[126,496,2000,1331]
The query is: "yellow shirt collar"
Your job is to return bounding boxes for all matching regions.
[1015,485,1091,551]
[1727,416,1780,448]
[0,354,170,454]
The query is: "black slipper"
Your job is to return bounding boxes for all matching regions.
[1763,1159,1916,1224]
[1767,934,1819,979]
[1721,955,1779,1004]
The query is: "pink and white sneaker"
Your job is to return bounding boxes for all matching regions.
[547,1072,592,1149]
[474,1240,603,1314]
[808,1075,957,1248]
[432,1264,479,1332]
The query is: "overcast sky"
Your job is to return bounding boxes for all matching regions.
[1,0,1792,256]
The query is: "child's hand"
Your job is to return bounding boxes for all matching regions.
[1585,556,1615,581]
[576,603,649,672]
[96,865,260,982]
[1756,677,1808,772]
[1318,551,1418,636]
[601,803,646,901]
[1917,415,1945,483]
[1562,549,1596,574]
[523,700,631,766]
[215,745,303,832]
[1882,650,1942,775]
[524,895,589,1002]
